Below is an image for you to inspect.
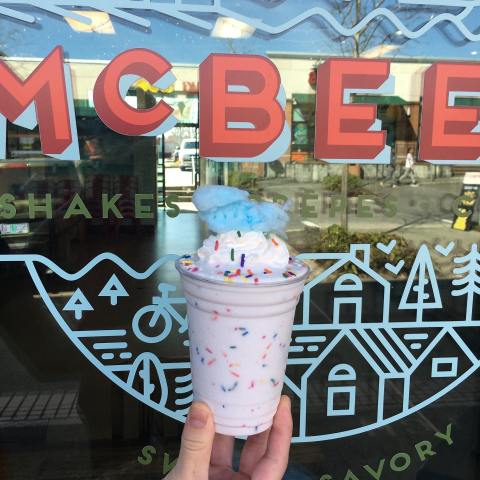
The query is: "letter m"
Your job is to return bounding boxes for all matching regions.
[0,46,79,160]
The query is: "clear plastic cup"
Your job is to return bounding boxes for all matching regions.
[176,259,309,436]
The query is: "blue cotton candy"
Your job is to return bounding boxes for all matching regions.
[194,186,290,234]
[193,186,249,212]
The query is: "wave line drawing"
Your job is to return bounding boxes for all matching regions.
[0,1,478,41]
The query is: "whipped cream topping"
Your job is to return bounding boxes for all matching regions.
[198,231,290,271]
[177,231,309,285]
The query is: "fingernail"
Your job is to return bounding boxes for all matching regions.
[187,404,208,429]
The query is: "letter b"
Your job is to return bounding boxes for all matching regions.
[200,54,288,162]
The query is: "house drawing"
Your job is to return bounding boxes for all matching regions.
[302,245,391,326]
[297,329,409,438]
[288,324,479,438]
[282,242,480,442]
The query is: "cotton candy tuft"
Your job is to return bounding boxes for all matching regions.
[193,186,290,234]
[192,186,249,212]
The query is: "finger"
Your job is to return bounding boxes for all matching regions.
[209,465,236,480]
[210,433,234,469]
[238,426,271,476]
[251,396,293,480]
[175,402,215,480]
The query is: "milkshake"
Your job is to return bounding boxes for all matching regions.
[176,187,309,436]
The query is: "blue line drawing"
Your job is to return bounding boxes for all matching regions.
[435,241,456,257]
[288,345,305,353]
[333,297,362,324]
[0,1,478,42]
[127,353,169,407]
[132,289,174,344]
[75,329,127,337]
[292,243,480,442]
[327,386,356,417]
[175,372,192,384]
[452,243,480,322]
[1,242,480,443]
[92,342,128,350]
[374,329,410,372]
[399,244,442,322]
[328,364,356,382]
[296,336,327,343]
[431,357,459,378]
[99,274,129,306]
[0,252,191,426]
[334,273,362,292]
[300,244,391,327]
[63,288,93,320]
[385,259,405,276]
[384,327,417,365]
[376,240,397,255]
[404,333,428,341]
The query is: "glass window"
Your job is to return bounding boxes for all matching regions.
[1,2,480,479]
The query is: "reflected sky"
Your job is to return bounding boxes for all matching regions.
[0,0,479,62]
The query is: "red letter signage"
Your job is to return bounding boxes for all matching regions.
[94,48,176,136]
[4,48,480,168]
[0,46,78,160]
[420,62,480,164]
[315,58,391,163]
[199,54,288,162]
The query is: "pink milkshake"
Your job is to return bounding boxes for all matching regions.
[176,230,309,436]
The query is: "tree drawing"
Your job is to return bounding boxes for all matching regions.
[63,288,93,320]
[399,245,442,322]
[99,274,129,306]
[452,244,480,322]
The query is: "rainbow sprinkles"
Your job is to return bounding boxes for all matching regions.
[178,242,307,285]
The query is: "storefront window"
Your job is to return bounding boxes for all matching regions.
[1,2,480,479]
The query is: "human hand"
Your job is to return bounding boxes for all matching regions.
[164,395,293,480]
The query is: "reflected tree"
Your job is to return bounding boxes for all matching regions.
[319,0,437,229]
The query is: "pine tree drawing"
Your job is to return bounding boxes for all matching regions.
[99,274,129,306]
[63,288,94,320]
[399,245,442,322]
[452,243,480,321]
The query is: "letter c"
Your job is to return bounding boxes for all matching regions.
[94,48,174,136]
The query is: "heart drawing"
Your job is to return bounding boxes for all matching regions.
[1,241,480,443]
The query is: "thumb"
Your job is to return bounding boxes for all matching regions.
[175,402,215,479]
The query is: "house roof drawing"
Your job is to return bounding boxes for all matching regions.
[300,245,391,325]
[299,329,410,385]
[409,328,479,374]
[302,245,390,291]
[349,329,411,376]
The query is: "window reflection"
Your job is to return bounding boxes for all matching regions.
[1,3,480,479]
